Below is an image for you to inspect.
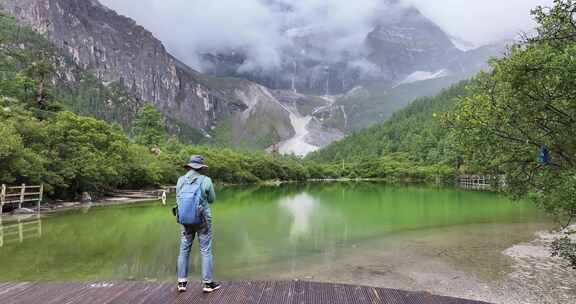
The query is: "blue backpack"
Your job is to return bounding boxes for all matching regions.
[538,145,551,165]
[176,176,206,225]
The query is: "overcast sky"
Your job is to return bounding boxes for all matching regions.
[99,0,554,70]
[405,0,554,44]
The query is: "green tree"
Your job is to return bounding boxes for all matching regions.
[0,124,27,183]
[448,0,576,267]
[42,112,131,196]
[132,104,166,148]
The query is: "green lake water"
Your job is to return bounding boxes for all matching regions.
[0,182,550,283]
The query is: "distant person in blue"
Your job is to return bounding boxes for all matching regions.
[176,155,220,293]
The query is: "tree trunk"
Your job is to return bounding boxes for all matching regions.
[36,79,45,106]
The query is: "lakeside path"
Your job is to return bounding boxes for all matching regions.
[0,190,164,219]
[0,281,491,304]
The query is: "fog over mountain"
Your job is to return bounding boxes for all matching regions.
[100,0,553,71]
[99,0,385,71]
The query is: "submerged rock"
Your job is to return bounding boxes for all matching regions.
[11,208,36,215]
[499,229,576,303]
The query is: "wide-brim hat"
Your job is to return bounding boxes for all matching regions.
[184,155,208,169]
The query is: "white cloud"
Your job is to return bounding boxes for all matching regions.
[101,0,284,70]
[403,0,554,44]
[100,0,555,70]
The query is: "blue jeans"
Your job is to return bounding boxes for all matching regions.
[177,223,213,283]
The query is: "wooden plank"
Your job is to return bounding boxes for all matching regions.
[3,193,41,197]
[222,281,267,304]
[333,282,360,304]
[258,281,289,304]
[5,283,56,304]
[304,281,326,304]
[5,282,74,304]
[6,186,41,190]
[3,193,39,196]
[0,281,492,304]
[83,282,139,304]
[129,282,173,304]
[121,282,171,304]
[0,283,34,298]
[4,198,41,204]
[350,285,378,304]
[267,281,292,304]
[52,283,119,304]
[19,184,25,209]
[375,287,413,304]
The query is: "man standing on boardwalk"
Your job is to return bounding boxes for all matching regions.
[176,155,221,293]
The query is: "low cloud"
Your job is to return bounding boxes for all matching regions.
[100,0,554,71]
[404,0,554,45]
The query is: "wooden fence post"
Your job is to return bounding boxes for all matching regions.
[0,184,5,217]
[19,183,26,210]
[38,184,43,212]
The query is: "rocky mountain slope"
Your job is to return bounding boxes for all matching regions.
[0,10,145,131]
[0,0,502,155]
[0,0,344,153]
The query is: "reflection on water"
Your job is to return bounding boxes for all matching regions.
[0,214,42,247]
[279,193,319,241]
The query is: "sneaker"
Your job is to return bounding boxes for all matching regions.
[203,282,221,293]
[177,282,187,292]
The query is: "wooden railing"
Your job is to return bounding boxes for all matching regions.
[0,184,44,216]
[0,215,42,247]
[0,184,44,247]
[457,175,506,191]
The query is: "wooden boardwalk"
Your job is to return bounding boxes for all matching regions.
[0,281,490,304]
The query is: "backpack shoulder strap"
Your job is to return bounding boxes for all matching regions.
[197,175,206,188]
